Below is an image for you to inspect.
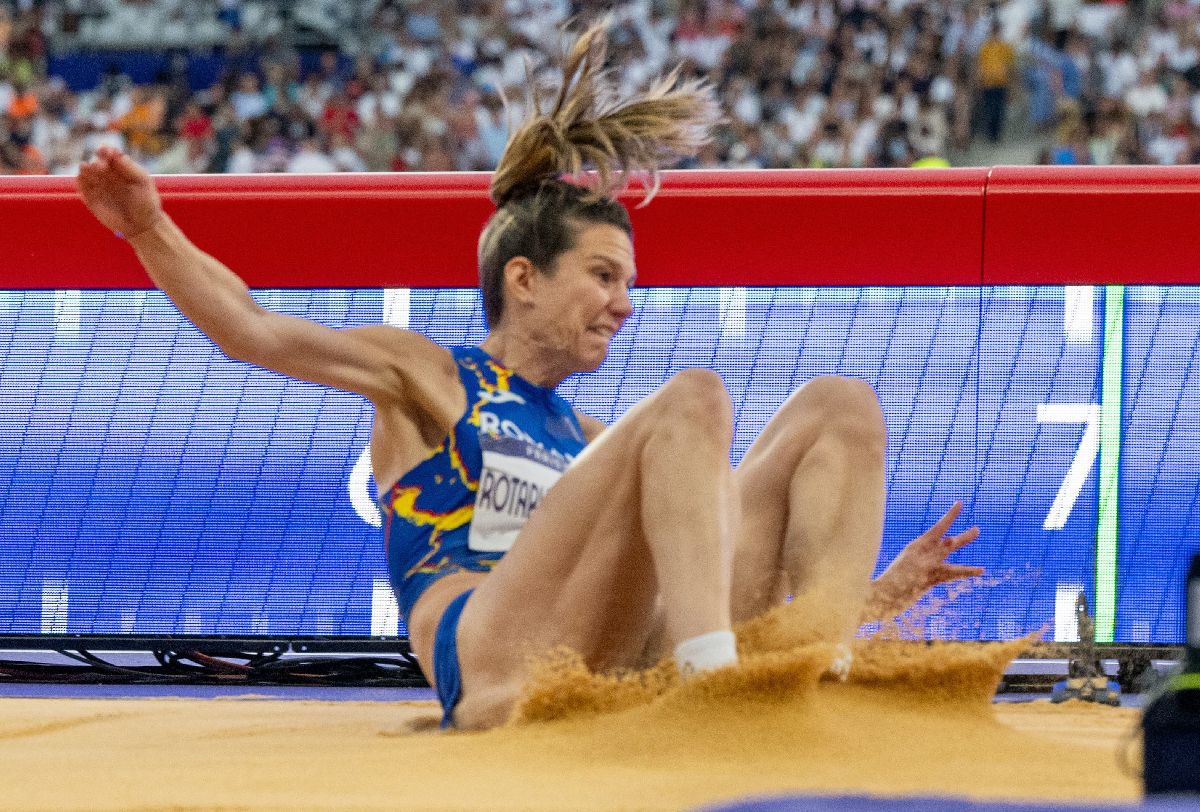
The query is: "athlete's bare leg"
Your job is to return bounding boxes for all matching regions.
[451,369,738,729]
[730,376,887,641]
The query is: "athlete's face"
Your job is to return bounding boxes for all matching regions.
[527,222,636,373]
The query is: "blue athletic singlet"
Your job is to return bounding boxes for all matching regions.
[379,346,588,619]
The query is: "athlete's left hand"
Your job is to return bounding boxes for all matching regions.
[862,501,983,622]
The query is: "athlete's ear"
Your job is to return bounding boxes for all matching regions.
[503,256,539,310]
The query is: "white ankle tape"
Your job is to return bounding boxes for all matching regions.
[828,642,853,682]
[674,630,738,678]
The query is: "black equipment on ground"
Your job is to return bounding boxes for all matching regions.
[1141,553,1200,795]
[1051,592,1120,706]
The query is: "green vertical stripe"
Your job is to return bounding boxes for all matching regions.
[1096,285,1124,643]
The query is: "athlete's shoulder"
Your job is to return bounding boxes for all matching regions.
[348,326,455,374]
[574,409,607,443]
[347,324,444,354]
[339,326,462,418]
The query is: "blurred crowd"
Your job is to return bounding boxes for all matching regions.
[1,0,1199,175]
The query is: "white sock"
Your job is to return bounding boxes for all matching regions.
[827,642,853,681]
[674,630,738,678]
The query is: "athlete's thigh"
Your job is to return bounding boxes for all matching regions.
[731,398,816,537]
[457,403,659,680]
[728,381,838,616]
[729,377,885,617]
[735,376,883,532]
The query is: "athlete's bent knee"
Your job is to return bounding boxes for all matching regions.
[655,368,732,435]
[792,375,885,448]
[663,368,727,399]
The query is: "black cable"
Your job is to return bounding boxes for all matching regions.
[62,650,193,682]
[250,655,427,685]
[247,649,284,668]
[0,647,428,687]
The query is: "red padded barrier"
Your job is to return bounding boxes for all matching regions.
[0,169,985,289]
[4,166,1198,289]
[982,165,1200,285]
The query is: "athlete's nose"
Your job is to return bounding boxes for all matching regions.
[612,286,633,321]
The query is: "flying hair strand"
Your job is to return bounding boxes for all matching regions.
[490,20,722,209]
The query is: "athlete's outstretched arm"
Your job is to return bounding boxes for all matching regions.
[76,146,455,406]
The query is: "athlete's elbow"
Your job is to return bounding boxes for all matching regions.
[214,310,277,366]
[217,336,256,364]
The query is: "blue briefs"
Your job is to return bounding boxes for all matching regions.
[433,589,473,729]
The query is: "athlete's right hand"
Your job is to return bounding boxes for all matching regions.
[77,145,164,240]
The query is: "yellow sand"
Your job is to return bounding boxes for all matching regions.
[0,632,1143,811]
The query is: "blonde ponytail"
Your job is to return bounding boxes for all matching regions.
[490,20,722,207]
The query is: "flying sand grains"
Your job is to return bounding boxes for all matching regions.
[872,569,1038,641]
[511,647,677,724]
[735,588,852,656]
[510,592,1024,727]
[416,587,1139,807]
[0,588,1141,809]
[512,591,851,726]
[848,636,1034,709]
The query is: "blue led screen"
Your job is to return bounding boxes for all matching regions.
[0,286,1195,642]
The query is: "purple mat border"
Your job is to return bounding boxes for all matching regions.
[696,794,1195,812]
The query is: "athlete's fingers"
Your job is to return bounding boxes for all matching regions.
[943,525,980,551]
[939,563,985,581]
[110,150,146,183]
[924,500,963,541]
[87,149,108,172]
[89,147,128,183]
[80,155,111,184]
[76,162,102,195]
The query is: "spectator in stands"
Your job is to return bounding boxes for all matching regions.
[0,5,9,58]
[229,71,267,122]
[1087,98,1133,165]
[1,114,46,173]
[0,0,1194,174]
[204,101,237,173]
[1145,113,1189,164]
[1048,115,1090,164]
[6,77,37,120]
[177,100,212,143]
[1098,36,1139,102]
[320,90,360,141]
[976,21,1015,143]
[1026,28,1064,132]
[1125,67,1169,119]
[329,131,367,172]
[261,62,300,113]
[115,83,165,156]
[82,95,127,155]
[286,136,337,173]
[154,126,211,173]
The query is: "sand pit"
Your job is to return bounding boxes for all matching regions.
[0,635,1143,811]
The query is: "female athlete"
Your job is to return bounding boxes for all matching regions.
[77,23,981,730]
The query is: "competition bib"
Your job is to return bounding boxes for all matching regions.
[468,433,570,553]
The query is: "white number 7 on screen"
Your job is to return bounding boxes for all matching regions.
[1036,403,1100,530]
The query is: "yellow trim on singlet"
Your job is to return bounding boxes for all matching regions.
[446,430,476,491]
[462,356,515,429]
[391,351,517,580]
[388,484,476,578]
